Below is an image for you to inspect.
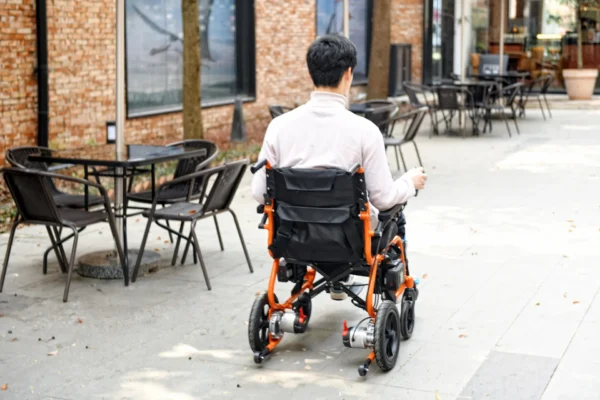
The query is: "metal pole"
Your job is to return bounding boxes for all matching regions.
[461,0,466,81]
[343,0,349,37]
[499,0,505,77]
[115,0,126,246]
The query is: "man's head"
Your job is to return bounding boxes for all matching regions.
[306,34,357,97]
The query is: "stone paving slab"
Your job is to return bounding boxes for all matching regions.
[1,110,600,399]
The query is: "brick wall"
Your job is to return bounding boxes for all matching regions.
[391,0,423,82]
[0,0,38,161]
[0,0,424,166]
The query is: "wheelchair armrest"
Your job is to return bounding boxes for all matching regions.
[257,204,264,214]
[377,203,405,222]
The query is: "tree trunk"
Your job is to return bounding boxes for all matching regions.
[577,5,583,70]
[182,0,204,139]
[367,0,391,100]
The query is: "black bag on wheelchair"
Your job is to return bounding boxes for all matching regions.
[266,167,367,264]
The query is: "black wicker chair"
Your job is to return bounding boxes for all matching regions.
[518,74,553,120]
[382,107,427,172]
[126,140,219,248]
[403,82,440,136]
[268,105,294,119]
[132,159,254,289]
[0,168,126,302]
[6,146,106,275]
[481,82,523,137]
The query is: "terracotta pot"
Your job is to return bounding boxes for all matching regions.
[563,69,598,100]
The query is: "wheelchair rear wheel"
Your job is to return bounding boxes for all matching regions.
[248,293,278,353]
[374,300,401,371]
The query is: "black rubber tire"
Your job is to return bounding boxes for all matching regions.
[248,293,278,353]
[374,300,401,372]
[400,298,415,340]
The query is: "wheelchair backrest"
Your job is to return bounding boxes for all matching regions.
[267,166,368,264]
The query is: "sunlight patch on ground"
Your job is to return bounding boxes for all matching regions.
[495,144,600,173]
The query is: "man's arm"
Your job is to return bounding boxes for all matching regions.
[251,122,279,204]
[361,127,416,211]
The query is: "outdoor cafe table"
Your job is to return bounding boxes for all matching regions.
[29,144,208,279]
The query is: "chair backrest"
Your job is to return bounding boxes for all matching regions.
[504,82,524,106]
[5,146,53,171]
[266,166,367,264]
[401,108,428,142]
[402,82,424,107]
[166,140,217,195]
[437,86,461,110]
[202,159,249,213]
[268,105,289,119]
[540,74,553,93]
[363,101,398,134]
[2,168,61,225]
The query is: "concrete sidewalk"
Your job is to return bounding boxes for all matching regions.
[1,108,600,399]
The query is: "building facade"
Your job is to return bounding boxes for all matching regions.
[0,0,423,164]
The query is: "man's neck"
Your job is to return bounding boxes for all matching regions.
[313,86,347,98]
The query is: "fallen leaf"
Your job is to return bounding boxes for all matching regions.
[422,273,428,279]
[567,219,574,223]
[11,338,17,342]
[536,302,541,306]
[1,384,7,391]
[48,350,58,356]
[568,230,572,233]
[458,334,468,339]
[157,236,161,240]
[76,318,83,324]
[573,300,580,305]
[135,219,140,223]
[304,365,311,370]
[571,224,576,229]
[188,210,197,215]
[164,240,169,244]
[154,249,160,252]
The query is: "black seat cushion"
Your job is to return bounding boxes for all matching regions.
[142,202,203,221]
[58,209,108,228]
[54,192,104,209]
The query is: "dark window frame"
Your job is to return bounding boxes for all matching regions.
[125,0,256,119]
[314,0,373,87]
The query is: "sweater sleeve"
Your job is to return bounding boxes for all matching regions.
[361,126,416,211]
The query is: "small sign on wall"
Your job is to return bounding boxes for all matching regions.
[106,121,116,144]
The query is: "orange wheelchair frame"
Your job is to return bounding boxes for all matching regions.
[248,161,419,376]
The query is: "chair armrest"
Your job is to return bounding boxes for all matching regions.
[36,170,106,193]
[377,203,405,222]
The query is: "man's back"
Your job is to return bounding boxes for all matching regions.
[263,92,375,172]
[251,92,416,214]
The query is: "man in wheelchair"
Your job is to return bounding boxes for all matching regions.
[248,34,427,377]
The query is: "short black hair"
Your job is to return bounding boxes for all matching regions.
[306,34,357,88]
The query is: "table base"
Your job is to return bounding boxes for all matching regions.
[77,250,160,280]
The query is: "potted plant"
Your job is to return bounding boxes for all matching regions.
[562,1,599,100]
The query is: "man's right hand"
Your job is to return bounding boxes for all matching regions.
[407,167,427,191]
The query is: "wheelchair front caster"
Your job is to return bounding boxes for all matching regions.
[358,359,371,377]
[254,349,271,364]
[400,298,416,340]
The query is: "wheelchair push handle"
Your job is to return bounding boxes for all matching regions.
[251,159,268,174]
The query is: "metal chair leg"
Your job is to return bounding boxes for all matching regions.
[44,227,85,275]
[171,222,185,266]
[132,216,153,283]
[502,112,512,138]
[180,226,194,266]
[52,227,69,273]
[543,95,552,118]
[190,222,211,291]
[213,215,224,251]
[393,146,401,171]
[399,147,408,172]
[106,212,128,286]
[163,205,174,243]
[229,209,254,273]
[0,217,20,292]
[538,97,546,120]
[413,141,423,167]
[63,227,79,302]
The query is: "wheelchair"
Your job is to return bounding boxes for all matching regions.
[248,160,419,377]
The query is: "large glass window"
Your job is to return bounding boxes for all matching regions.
[316,0,372,82]
[126,0,255,117]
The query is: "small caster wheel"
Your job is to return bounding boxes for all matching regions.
[248,293,279,355]
[400,298,415,340]
[358,364,369,377]
[374,300,401,372]
[254,352,263,364]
